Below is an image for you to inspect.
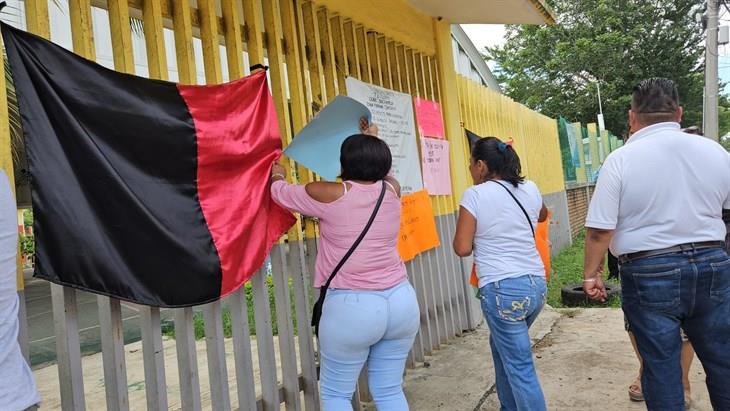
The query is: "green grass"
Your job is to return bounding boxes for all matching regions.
[162,275,304,340]
[547,231,621,308]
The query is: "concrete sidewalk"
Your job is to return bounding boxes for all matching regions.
[402,307,712,411]
[401,305,560,410]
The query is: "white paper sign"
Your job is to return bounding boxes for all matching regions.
[345,77,424,194]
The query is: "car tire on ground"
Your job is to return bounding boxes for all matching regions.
[560,283,621,307]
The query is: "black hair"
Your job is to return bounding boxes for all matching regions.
[631,78,680,125]
[471,137,524,187]
[339,134,392,181]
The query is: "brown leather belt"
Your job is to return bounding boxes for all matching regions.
[618,241,726,265]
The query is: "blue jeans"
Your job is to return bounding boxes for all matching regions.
[621,248,730,411]
[318,280,420,410]
[480,274,547,411]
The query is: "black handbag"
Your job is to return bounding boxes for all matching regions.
[311,181,387,337]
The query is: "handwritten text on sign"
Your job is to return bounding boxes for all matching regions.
[397,190,440,261]
[420,137,452,195]
[346,77,423,194]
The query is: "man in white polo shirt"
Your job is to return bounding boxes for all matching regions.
[583,78,730,411]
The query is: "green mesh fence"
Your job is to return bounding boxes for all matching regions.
[557,117,577,182]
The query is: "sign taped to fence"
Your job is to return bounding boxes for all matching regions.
[420,137,452,195]
[345,77,423,194]
[284,96,371,181]
[414,97,445,139]
[398,190,440,261]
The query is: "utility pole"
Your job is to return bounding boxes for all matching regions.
[596,82,605,131]
[705,0,720,141]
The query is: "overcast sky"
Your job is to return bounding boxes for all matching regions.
[460,24,508,53]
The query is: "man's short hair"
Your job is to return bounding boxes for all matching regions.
[631,78,680,125]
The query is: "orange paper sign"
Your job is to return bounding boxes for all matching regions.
[398,190,440,261]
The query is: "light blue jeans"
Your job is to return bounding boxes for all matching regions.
[480,274,547,411]
[319,280,420,411]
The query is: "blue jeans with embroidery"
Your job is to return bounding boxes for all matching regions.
[621,248,730,411]
[480,274,547,411]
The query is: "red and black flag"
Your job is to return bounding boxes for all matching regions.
[2,23,295,307]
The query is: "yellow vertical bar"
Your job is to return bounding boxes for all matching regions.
[478,86,487,135]
[406,48,420,97]
[316,7,338,98]
[377,36,392,89]
[221,0,244,79]
[367,31,382,86]
[301,2,326,108]
[421,54,434,101]
[25,0,50,39]
[388,41,402,92]
[107,0,135,73]
[466,79,477,135]
[142,0,168,80]
[343,20,360,79]
[262,0,292,132]
[242,0,265,67]
[172,0,197,84]
[282,0,315,238]
[397,44,411,95]
[329,15,349,87]
[414,52,428,99]
[198,0,223,84]
[355,25,372,83]
[281,1,309,139]
[0,4,27,288]
[429,57,441,103]
[69,0,95,60]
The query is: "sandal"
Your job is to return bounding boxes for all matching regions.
[628,377,644,402]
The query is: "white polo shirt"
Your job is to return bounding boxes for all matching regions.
[586,122,730,256]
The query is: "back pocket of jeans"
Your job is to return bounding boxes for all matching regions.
[632,268,681,311]
[495,294,531,322]
[710,258,730,301]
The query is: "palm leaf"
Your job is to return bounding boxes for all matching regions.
[4,51,30,188]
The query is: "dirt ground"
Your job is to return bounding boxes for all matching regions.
[403,307,713,411]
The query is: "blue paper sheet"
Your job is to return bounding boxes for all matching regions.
[284,95,371,181]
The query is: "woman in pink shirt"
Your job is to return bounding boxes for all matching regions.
[270,123,419,411]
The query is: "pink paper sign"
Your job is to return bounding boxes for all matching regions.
[414,97,445,139]
[420,137,452,195]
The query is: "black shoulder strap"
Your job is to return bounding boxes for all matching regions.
[492,180,534,237]
[321,180,387,290]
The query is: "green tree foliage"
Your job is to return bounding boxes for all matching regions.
[487,0,705,137]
